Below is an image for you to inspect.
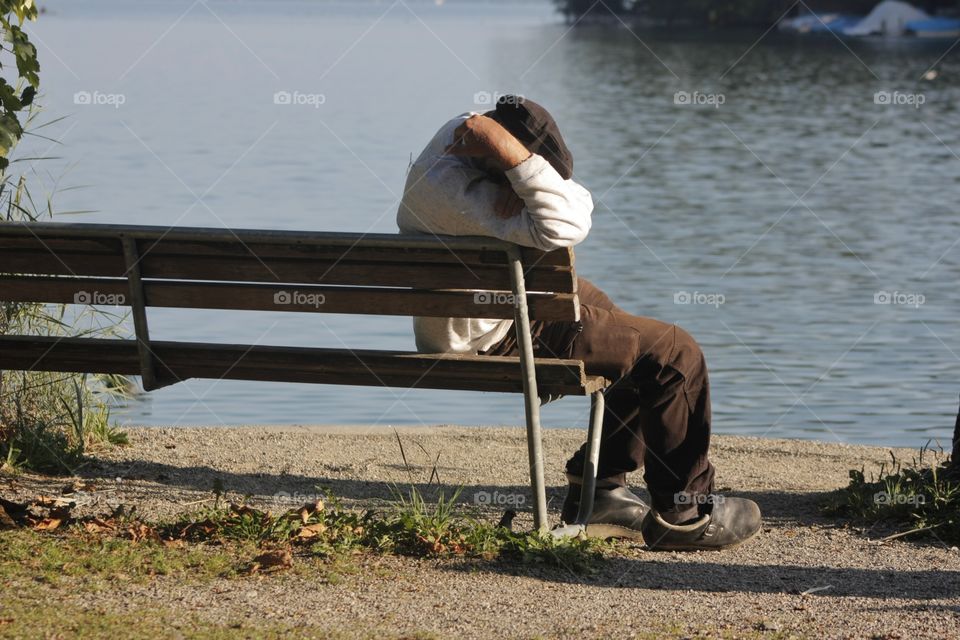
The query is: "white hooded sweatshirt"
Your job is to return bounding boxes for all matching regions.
[396,112,594,354]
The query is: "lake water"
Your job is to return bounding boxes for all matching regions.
[19,0,960,447]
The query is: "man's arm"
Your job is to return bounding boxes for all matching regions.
[399,114,593,252]
[445,115,532,173]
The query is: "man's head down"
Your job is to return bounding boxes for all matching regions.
[483,95,574,180]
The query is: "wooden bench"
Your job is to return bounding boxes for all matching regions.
[0,222,609,533]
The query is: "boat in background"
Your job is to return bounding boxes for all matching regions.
[842,0,929,36]
[778,12,863,34]
[905,17,960,38]
[779,1,960,39]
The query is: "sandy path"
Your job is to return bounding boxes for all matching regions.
[4,425,960,639]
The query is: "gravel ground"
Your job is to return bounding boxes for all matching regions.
[3,424,960,639]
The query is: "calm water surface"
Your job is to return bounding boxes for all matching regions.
[22,0,960,447]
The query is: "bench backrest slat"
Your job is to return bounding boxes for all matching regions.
[0,223,595,397]
[0,276,579,321]
[0,224,579,317]
[0,234,574,267]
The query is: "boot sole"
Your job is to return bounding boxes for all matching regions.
[644,523,762,552]
[582,522,647,541]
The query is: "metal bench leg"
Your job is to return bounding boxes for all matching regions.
[523,387,549,533]
[575,389,604,525]
[507,246,548,532]
[550,389,604,538]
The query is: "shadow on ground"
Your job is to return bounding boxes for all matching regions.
[15,456,960,601]
[441,555,960,599]
[65,456,836,524]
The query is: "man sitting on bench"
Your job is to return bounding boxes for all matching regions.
[396,96,761,551]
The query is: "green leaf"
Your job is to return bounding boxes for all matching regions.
[19,84,33,106]
[6,24,39,88]
[0,77,22,111]
[0,110,24,160]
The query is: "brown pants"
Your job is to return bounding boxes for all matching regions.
[481,278,715,514]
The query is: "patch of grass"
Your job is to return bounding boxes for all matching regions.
[0,579,443,640]
[822,448,960,544]
[0,528,242,586]
[376,433,610,569]
[1,368,131,475]
[361,485,609,570]
[1,417,85,474]
[162,487,608,572]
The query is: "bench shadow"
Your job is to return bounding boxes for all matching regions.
[440,557,960,599]
[76,456,835,524]
[45,457,960,599]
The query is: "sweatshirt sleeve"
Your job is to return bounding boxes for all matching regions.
[398,117,594,252]
[502,154,593,250]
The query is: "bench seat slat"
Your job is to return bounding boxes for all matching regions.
[0,336,603,395]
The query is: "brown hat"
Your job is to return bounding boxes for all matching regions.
[484,96,573,180]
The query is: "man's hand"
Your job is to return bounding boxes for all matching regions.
[445,115,531,173]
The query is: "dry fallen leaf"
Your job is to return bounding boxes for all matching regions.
[125,522,158,542]
[296,523,327,540]
[33,518,63,532]
[83,518,115,534]
[250,549,292,574]
[63,480,96,495]
[230,503,259,517]
[294,501,324,524]
[0,504,17,529]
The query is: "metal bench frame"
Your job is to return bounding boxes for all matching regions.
[0,222,609,533]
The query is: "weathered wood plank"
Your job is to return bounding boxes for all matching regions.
[0,276,581,320]
[0,222,538,253]
[0,276,128,303]
[0,236,124,255]
[0,336,595,394]
[0,250,127,277]
[137,239,573,268]
[137,255,575,292]
[0,223,573,266]
[0,251,575,293]
[0,235,572,268]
